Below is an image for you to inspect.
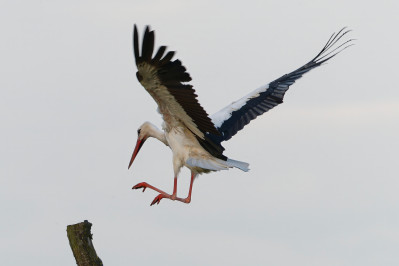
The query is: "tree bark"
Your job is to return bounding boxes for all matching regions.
[67,220,103,266]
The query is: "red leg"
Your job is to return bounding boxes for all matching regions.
[165,171,196,204]
[132,182,168,195]
[132,181,173,206]
[178,171,196,204]
[149,177,178,206]
[172,177,177,199]
[132,172,196,205]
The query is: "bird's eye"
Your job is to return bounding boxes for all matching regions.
[137,129,141,135]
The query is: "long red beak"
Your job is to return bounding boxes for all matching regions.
[128,138,145,169]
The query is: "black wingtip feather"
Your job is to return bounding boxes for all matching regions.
[211,27,353,144]
[133,25,220,140]
[160,51,175,65]
[152,46,167,63]
[141,26,155,61]
[133,24,140,64]
[312,28,354,65]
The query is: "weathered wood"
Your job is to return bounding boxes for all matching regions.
[67,220,103,266]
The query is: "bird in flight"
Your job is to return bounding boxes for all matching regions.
[129,25,352,205]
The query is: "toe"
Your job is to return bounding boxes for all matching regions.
[150,194,164,206]
[132,182,147,190]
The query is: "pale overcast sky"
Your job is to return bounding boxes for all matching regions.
[1,1,398,265]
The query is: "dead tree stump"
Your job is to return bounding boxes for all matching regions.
[67,220,103,266]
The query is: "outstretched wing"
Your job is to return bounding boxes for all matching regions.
[133,25,219,139]
[209,28,353,143]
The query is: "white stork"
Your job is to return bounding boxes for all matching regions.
[129,25,352,205]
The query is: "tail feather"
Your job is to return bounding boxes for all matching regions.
[186,157,249,172]
[226,158,250,172]
[186,158,229,171]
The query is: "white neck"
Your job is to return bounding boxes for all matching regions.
[142,122,168,146]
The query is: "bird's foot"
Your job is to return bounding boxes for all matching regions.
[132,182,169,194]
[132,182,191,206]
[150,192,177,206]
[132,182,172,205]
[150,194,168,206]
[132,182,149,192]
[150,193,190,206]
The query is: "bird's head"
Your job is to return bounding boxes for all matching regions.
[128,122,150,169]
